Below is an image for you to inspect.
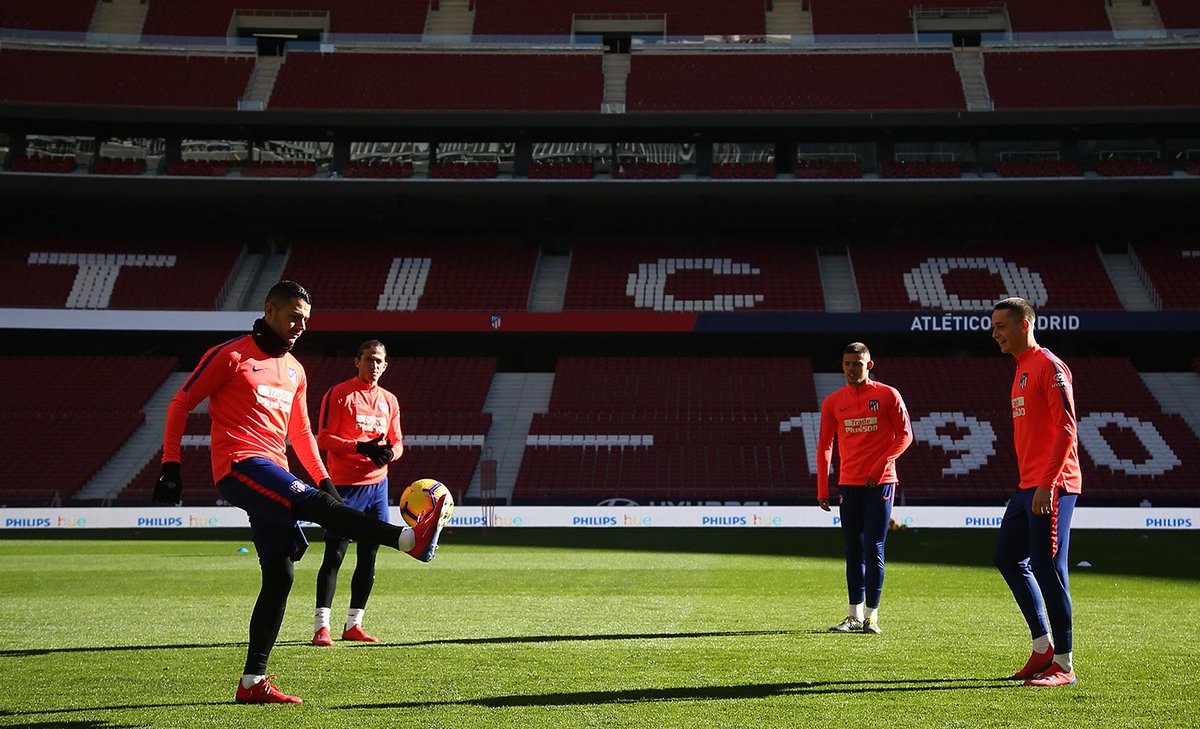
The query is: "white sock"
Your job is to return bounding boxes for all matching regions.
[314,607,331,633]
[346,608,365,630]
[850,603,864,620]
[1053,652,1073,672]
[864,606,878,621]
[399,527,414,551]
[241,674,264,689]
[1032,633,1051,654]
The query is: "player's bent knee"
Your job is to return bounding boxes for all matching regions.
[294,490,341,522]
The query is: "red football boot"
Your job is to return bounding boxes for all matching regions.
[342,624,379,643]
[406,494,446,562]
[235,676,303,704]
[1025,662,1077,687]
[311,627,333,647]
[1009,647,1055,680]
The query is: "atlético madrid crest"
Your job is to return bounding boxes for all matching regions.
[868,400,880,412]
[1020,373,1029,389]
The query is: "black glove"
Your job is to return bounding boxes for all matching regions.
[355,434,393,468]
[318,478,344,505]
[153,462,183,505]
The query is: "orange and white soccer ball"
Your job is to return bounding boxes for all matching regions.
[399,478,454,527]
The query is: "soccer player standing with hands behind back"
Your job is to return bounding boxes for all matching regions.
[817,342,913,634]
[990,297,1081,687]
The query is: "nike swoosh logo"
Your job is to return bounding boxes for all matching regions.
[839,407,849,411]
[252,366,266,372]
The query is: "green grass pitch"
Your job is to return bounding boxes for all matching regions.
[0,527,1197,728]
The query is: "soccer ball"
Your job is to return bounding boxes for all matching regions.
[399,478,454,527]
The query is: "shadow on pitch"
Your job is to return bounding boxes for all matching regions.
[0,703,225,720]
[391,629,798,649]
[0,639,314,658]
[340,677,1016,710]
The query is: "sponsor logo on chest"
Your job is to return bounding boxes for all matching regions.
[843,416,879,434]
[1011,395,1026,418]
[255,384,293,413]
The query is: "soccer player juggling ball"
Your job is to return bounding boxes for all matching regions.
[154,281,446,705]
[990,297,1081,687]
[311,340,403,647]
[816,342,913,634]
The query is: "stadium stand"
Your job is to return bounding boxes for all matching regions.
[141,0,430,37]
[875,356,1200,503]
[0,0,97,32]
[0,239,243,309]
[429,161,499,179]
[0,356,176,503]
[881,160,961,178]
[121,357,496,504]
[984,48,1200,110]
[563,241,824,311]
[166,160,230,177]
[244,160,317,177]
[281,239,537,310]
[514,357,819,502]
[807,0,1112,36]
[1131,243,1200,310]
[344,160,413,179]
[0,47,254,109]
[529,161,595,179]
[850,242,1123,311]
[473,0,766,37]
[1155,0,1200,30]
[996,159,1079,177]
[93,157,147,176]
[611,161,679,179]
[1096,158,1170,176]
[795,160,862,179]
[270,51,604,112]
[8,154,76,174]
[711,162,775,179]
[626,53,965,112]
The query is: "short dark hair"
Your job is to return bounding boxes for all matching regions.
[994,297,1035,324]
[844,342,870,357]
[356,339,387,358]
[265,280,311,307]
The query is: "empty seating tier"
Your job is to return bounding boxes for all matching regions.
[271,52,604,112]
[0,1,97,32]
[0,48,254,109]
[985,48,1200,110]
[142,0,430,37]
[808,0,1111,36]
[0,239,243,309]
[474,0,765,37]
[0,356,176,503]
[850,242,1122,311]
[627,53,964,112]
[564,241,824,312]
[514,357,819,503]
[1133,243,1200,310]
[281,239,537,311]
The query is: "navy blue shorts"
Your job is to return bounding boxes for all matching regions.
[217,457,318,565]
[326,479,389,542]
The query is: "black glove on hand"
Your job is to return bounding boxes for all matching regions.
[153,462,183,505]
[356,434,393,468]
[318,478,344,505]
